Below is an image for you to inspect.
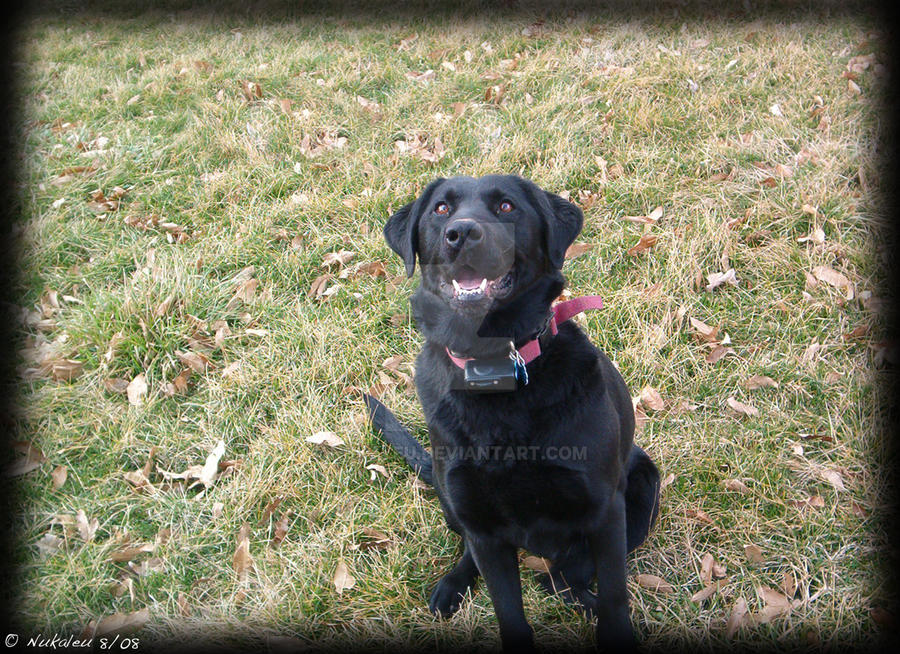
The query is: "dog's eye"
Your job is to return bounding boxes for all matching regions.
[435,202,450,215]
[499,200,514,213]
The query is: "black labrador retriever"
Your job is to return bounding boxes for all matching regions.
[365,175,660,652]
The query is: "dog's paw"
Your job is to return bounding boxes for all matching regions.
[428,574,473,618]
[536,573,599,618]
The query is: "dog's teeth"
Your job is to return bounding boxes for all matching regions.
[480,278,487,291]
[452,280,461,293]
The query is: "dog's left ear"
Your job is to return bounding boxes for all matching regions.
[384,178,445,277]
[541,191,584,269]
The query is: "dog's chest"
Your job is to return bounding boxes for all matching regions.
[441,457,594,538]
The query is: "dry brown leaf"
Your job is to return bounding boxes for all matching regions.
[104,378,129,394]
[51,465,68,489]
[240,80,263,101]
[522,555,551,573]
[727,396,759,417]
[705,268,738,291]
[75,509,99,542]
[635,573,674,593]
[356,526,393,551]
[820,468,846,492]
[744,375,778,390]
[308,273,334,298]
[812,265,854,299]
[172,368,192,394]
[109,543,154,562]
[639,386,665,411]
[176,351,211,374]
[690,578,727,603]
[756,586,792,623]
[564,242,594,260]
[306,431,344,448]
[724,478,751,494]
[366,463,390,481]
[689,317,720,343]
[4,441,46,477]
[726,597,750,638]
[627,233,658,256]
[705,344,733,363]
[271,513,291,548]
[226,278,259,310]
[333,560,356,595]
[94,607,149,637]
[196,440,226,489]
[233,523,253,581]
[126,373,148,405]
[744,544,765,563]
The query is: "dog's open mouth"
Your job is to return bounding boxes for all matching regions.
[440,265,515,304]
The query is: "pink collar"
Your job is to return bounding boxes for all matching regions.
[445,295,604,369]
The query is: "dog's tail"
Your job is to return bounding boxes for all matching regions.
[363,394,434,486]
[625,445,660,554]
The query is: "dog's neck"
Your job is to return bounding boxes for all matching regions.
[411,273,565,359]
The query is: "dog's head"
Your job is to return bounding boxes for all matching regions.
[384,175,583,356]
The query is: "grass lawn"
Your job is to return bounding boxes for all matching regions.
[5,2,894,651]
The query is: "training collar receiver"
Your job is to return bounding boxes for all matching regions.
[462,344,528,393]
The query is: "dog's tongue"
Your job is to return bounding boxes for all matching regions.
[455,269,485,289]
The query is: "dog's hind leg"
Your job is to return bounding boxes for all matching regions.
[429,546,480,618]
[624,445,660,554]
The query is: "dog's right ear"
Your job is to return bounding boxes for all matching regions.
[383,178,444,277]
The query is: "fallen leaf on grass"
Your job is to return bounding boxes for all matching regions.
[744,544,765,563]
[126,373,148,405]
[564,242,594,259]
[724,478,751,494]
[820,468,846,492]
[790,495,825,511]
[37,532,64,556]
[727,396,759,417]
[365,463,390,481]
[196,440,226,489]
[705,344,734,363]
[176,351,212,374]
[271,513,291,548]
[522,555,551,573]
[622,207,663,224]
[755,586,792,623]
[691,578,728,603]
[226,278,259,310]
[705,268,738,291]
[812,265,854,299]
[233,523,253,581]
[744,375,778,390]
[635,574,674,593]
[4,441,46,477]
[109,542,154,562]
[627,233,658,256]
[726,597,750,638]
[75,509,99,542]
[92,607,150,637]
[355,527,394,551]
[306,431,344,448]
[639,386,665,411]
[333,560,355,594]
[689,317,720,343]
[51,465,67,489]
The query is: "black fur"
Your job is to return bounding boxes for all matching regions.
[371,175,660,652]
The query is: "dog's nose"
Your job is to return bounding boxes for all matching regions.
[444,219,484,249]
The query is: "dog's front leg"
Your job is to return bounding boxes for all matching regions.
[466,534,534,653]
[590,491,636,653]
